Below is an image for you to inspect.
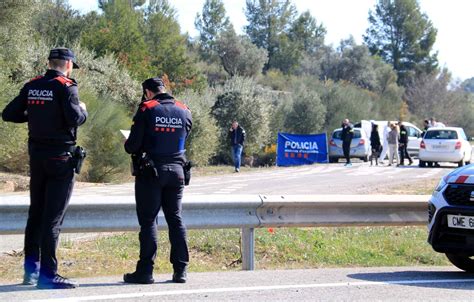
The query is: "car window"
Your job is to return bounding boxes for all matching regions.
[460,129,468,140]
[332,130,361,139]
[406,126,419,137]
[425,130,458,140]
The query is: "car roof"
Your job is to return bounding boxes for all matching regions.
[426,127,463,131]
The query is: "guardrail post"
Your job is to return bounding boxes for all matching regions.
[241,227,255,270]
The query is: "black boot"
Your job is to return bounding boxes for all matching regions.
[37,274,78,289]
[172,267,187,283]
[123,271,154,284]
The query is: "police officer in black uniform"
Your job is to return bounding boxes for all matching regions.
[124,77,192,284]
[341,118,354,166]
[2,48,87,289]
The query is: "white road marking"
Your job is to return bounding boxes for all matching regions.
[28,278,474,302]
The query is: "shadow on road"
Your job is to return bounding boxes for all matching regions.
[0,280,175,293]
[348,270,474,290]
[0,283,37,293]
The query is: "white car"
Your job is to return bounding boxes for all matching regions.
[428,164,474,272]
[419,127,472,167]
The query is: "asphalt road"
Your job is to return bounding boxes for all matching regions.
[1,266,474,301]
[49,159,451,197]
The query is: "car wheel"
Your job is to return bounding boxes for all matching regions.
[458,157,465,167]
[419,160,425,168]
[427,161,433,167]
[445,253,474,272]
[329,157,338,163]
[362,156,369,162]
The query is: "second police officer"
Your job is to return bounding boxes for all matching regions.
[124,77,192,284]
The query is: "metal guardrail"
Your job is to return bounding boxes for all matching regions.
[0,194,430,270]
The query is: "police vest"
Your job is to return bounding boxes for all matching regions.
[139,98,191,159]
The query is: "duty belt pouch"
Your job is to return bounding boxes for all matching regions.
[72,146,86,174]
[133,153,158,178]
[183,161,192,186]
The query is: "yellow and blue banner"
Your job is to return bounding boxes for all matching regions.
[277,132,328,166]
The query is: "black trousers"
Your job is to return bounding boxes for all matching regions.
[134,163,188,274]
[399,143,412,165]
[342,141,351,163]
[24,150,75,278]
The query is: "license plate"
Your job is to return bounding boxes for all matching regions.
[432,145,448,149]
[447,214,474,230]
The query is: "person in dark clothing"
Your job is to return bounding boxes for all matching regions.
[340,119,354,166]
[124,77,192,284]
[2,48,87,289]
[229,121,246,172]
[370,124,382,166]
[399,124,413,166]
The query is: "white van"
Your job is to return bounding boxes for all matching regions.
[356,120,423,157]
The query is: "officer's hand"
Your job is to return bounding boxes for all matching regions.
[79,101,87,111]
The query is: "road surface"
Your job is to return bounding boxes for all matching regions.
[1,266,474,301]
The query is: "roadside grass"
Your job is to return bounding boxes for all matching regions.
[0,226,450,283]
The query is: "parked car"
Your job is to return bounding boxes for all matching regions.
[328,127,370,163]
[419,127,472,167]
[355,120,423,157]
[428,164,474,272]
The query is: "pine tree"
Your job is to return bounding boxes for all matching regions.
[364,0,438,86]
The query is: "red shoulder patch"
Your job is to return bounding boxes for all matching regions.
[140,100,159,112]
[54,76,74,87]
[175,100,189,110]
[29,75,43,83]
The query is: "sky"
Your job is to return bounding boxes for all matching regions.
[69,0,474,82]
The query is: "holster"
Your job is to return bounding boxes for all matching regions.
[183,161,192,186]
[71,146,86,174]
[131,153,158,178]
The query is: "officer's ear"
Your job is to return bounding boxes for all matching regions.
[145,89,155,100]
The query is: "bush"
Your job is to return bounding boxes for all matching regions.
[211,77,271,163]
[177,89,219,166]
[77,88,131,182]
[0,72,29,173]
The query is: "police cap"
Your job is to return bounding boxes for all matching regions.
[48,47,79,69]
[142,77,165,91]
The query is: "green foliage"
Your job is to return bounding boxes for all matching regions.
[288,10,326,55]
[364,0,438,86]
[216,29,268,77]
[195,0,231,61]
[32,0,93,47]
[81,0,151,78]
[245,0,297,72]
[281,85,326,134]
[319,81,377,132]
[176,89,219,166]
[77,89,131,182]
[211,77,271,161]
[144,1,202,87]
[0,72,29,173]
[74,46,141,109]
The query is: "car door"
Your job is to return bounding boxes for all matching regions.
[405,125,421,156]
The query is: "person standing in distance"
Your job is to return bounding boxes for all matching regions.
[2,48,87,289]
[398,123,413,166]
[340,118,354,166]
[229,121,246,172]
[124,77,192,284]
